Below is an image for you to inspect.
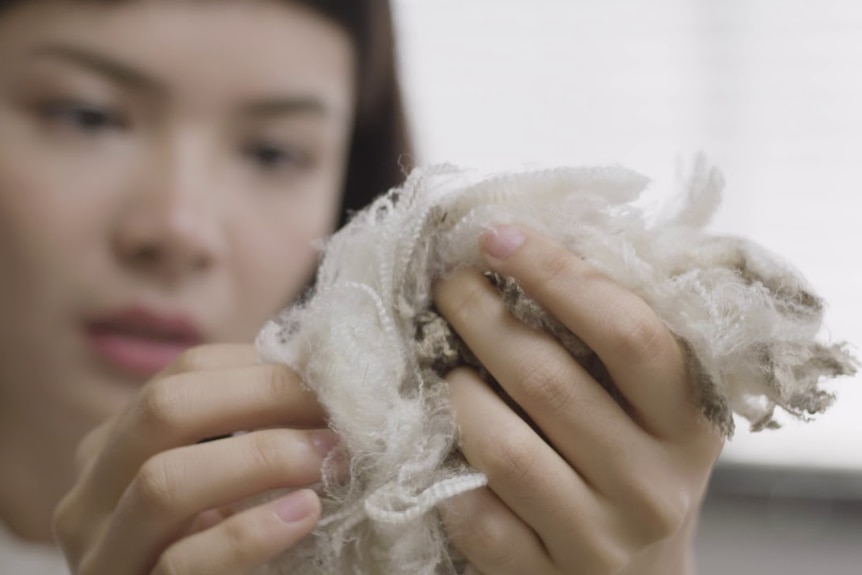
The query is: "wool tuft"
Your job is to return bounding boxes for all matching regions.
[253,159,857,574]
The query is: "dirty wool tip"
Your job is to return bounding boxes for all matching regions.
[253,160,857,575]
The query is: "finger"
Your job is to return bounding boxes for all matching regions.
[436,268,655,490]
[183,508,229,537]
[479,224,695,438]
[150,489,321,575]
[440,487,554,575]
[87,428,335,575]
[73,417,119,475]
[82,363,325,512]
[157,343,261,377]
[72,344,260,475]
[449,371,662,573]
[57,416,125,564]
[447,367,608,569]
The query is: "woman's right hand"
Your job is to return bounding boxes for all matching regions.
[53,344,333,575]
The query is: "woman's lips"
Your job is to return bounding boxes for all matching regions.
[85,308,204,377]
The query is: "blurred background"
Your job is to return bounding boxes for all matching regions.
[391,0,862,572]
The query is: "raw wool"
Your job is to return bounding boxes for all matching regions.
[253,159,857,575]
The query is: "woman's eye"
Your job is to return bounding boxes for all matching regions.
[38,101,124,133]
[244,142,312,172]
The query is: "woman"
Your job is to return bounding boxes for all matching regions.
[0,1,723,573]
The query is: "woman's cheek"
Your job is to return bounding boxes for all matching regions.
[225,213,324,339]
[224,154,345,338]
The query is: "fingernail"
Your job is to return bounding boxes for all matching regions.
[480,224,525,261]
[309,429,339,458]
[273,489,317,524]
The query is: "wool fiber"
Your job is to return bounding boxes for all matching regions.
[254,160,857,574]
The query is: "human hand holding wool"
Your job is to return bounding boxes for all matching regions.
[434,225,724,575]
[53,344,333,575]
[252,161,854,575]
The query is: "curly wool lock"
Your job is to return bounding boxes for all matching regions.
[253,159,857,575]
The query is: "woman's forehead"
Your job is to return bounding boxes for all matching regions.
[0,0,356,114]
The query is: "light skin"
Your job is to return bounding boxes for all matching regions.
[0,1,723,573]
[0,0,353,543]
[436,225,724,574]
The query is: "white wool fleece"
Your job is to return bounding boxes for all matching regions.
[253,158,857,575]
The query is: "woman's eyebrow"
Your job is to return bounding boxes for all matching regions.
[28,43,164,94]
[28,43,335,120]
[239,97,332,120]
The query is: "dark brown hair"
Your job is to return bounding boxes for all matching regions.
[296,0,413,225]
[0,0,414,226]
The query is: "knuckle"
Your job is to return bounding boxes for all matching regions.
[151,547,184,575]
[262,364,325,424]
[456,512,519,570]
[694,418,727,452]
[585,536,629,574]
[626,483,688,544]
[77,554,106,575]
[136,379,186,435]
[219,514,266,559]
[700,429,726,460]
[536,248,573,286]
[607,304,671,363]
[265,363,299,398]
[247,431,295,476]
[443,277,487,329]
[51,495,74,538]
[517,355,577,413]
[51,490,84,550]
[681,419,726,464]
[436,269,492,325]
[131,454,180,512]
[480,429,538,489]
[170,345,209,373]
[72,425,106,473]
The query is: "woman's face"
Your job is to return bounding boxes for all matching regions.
[0,1,355,430]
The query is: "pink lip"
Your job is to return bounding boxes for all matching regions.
[85,307,204,377]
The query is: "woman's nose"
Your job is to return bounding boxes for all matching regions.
[111,144,226,283]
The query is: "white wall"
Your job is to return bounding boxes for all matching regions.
[393,0,862,471]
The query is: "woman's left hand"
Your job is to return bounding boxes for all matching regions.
[433,224,724,575]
